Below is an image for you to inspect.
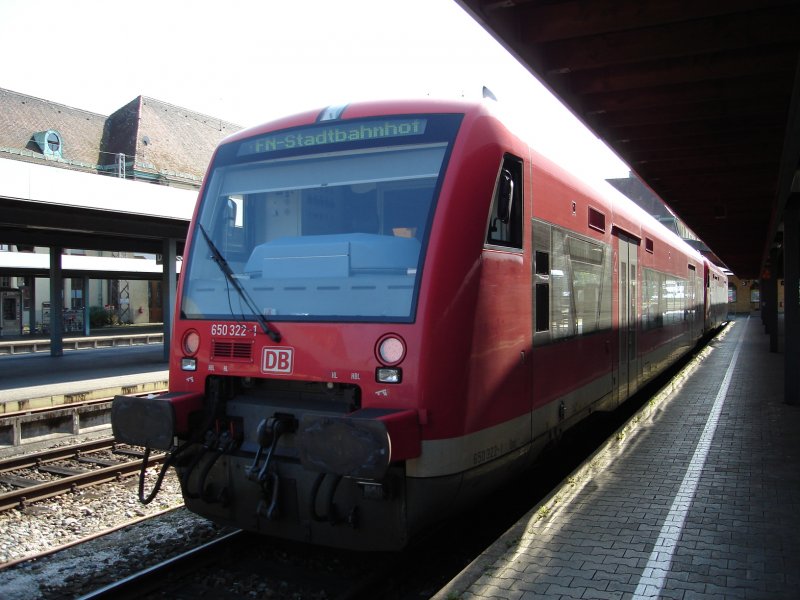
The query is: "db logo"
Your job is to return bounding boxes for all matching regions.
[261,347,294,375]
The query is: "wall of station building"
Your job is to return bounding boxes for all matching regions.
[728,275,784,314]
[1,250,155,335]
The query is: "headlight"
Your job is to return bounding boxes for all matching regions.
[376,334,405,365]
[376,367,402,384]
[182,330,200,355]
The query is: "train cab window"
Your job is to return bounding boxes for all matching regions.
[486,156,523,249]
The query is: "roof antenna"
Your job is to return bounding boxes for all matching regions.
[482,86,498,101]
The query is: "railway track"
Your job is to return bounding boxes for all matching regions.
[76,530,245,599]
[75,528,392,600]
[0,437,165,512]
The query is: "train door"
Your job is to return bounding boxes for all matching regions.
[471,154,530,437]
[616,233,639,402]
[687,264,698,340]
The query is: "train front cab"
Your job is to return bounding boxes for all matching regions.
[112,107,486,551]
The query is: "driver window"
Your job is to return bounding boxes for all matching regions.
[486,155,523,249]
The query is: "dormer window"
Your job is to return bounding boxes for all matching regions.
[47,131,61,153]
[33,129,63,158]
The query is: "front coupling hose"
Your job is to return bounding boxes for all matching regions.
[249,413,297,520]
[138,440,194,505]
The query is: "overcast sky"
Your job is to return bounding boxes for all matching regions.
[0,0,630,180]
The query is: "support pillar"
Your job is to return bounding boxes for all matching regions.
[162,238,177,362]
[83,277,91,336]
[26,276,35,335]
[49,246,63,356]
[784,199,799,405]
[765,249,779,353]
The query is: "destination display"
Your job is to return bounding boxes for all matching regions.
[239,118,427,156]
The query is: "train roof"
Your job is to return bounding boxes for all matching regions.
[215,98,721,277]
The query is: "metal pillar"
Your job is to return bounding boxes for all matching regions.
[26,276,35,334]
[162,238,177,362]
[49,246,63,356]
[83,277,91,336]
[784,199,799,405]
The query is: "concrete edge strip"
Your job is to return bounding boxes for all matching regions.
[432,321,735,600]
[1,380,170,414]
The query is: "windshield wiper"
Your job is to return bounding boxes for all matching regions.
[197,224,281,342]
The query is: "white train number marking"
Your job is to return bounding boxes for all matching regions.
[210,323,256,337]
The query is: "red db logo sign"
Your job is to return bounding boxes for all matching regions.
[261,347,294,375]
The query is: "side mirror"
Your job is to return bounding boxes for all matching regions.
[497,169,514,224]
[225,197,238,226]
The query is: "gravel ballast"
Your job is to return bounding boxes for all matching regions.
[0,467,229,599]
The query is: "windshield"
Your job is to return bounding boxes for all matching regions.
[181,114,461,322]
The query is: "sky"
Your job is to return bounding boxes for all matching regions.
[0,0,630,181]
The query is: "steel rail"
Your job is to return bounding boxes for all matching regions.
[0,506,184,572]
[0,437,119,472]
[0,448,165,511]
[76,530,244,600]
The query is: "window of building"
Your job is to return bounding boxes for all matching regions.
[34,129,64,158]
[71,278,84,309]
[2,297,16,320]
[47,131,61,153]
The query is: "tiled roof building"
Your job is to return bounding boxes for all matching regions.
[0,87,242,189]
[0,88,107,171]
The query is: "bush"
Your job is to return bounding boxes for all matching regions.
[89,306,119,328]
[89,306,107,328]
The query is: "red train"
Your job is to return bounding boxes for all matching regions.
[113,99,728,550]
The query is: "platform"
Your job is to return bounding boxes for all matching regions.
[0,343,168,412]
[435,315,800,600]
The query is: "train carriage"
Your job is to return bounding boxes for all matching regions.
[113,99,727,550]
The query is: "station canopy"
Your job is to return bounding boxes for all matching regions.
[457,0,800,279]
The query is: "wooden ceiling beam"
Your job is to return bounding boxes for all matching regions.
[497,0,798,44]
[565,48,797,95]
[579,75,788,116]
[536,5,800,73]
[588,97,789,130]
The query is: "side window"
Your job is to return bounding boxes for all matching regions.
[568,236,610,335]
[535,251,550,332]
[486,155,523,249]
[533,218,612,346]
[533,219,552,344]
